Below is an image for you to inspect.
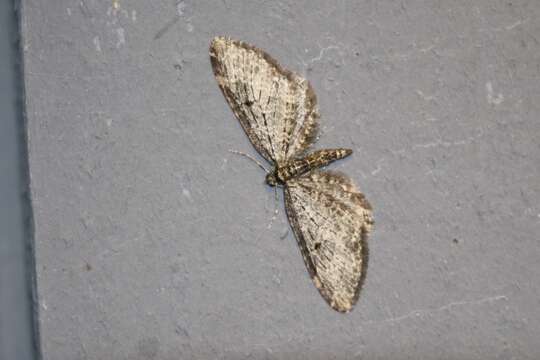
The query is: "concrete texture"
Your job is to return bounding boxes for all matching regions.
[23,1,540,359]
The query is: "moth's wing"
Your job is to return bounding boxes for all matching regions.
[284,170,374,312]
[210,36,319,164]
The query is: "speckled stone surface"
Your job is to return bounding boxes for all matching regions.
[23,1,540,359]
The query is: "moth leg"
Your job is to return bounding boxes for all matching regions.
[266,186,279,229]
[274,185,279,213]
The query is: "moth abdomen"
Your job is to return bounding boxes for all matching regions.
[309,148,352,164]
[277,148,352,182]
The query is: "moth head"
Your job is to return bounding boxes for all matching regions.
[265,172,278,187]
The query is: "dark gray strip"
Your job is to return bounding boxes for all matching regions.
[0,1,40,359]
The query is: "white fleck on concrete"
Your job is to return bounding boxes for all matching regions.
[115,27,125,48]
[92,36,101,52]
[486,81,504,105]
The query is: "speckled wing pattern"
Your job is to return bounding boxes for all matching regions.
[210,36,373,312]
[285,171,373,312]
[210,37,319,163]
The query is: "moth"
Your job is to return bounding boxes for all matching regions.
[210,36,374,312]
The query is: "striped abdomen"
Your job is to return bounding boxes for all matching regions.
[277,149,352,183]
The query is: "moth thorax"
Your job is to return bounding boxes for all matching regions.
[265,172,277,186]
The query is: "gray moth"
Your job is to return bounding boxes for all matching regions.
[210,36,374,312]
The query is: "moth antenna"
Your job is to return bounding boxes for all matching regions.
[228,149,270,173]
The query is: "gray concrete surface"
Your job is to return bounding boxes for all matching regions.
[23,1,540,359]
[0,1,38,359]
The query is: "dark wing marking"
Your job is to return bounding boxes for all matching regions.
[284,170,373,312]
[210,36,319,164]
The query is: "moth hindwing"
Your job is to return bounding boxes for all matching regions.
[210,36,374,312]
